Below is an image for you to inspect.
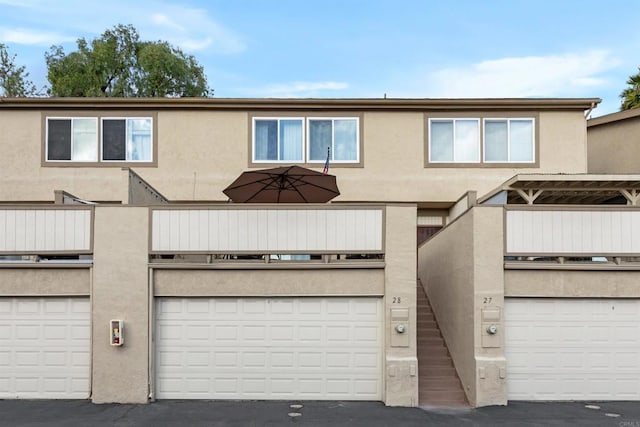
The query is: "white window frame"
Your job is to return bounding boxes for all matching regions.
[252,117,305,163]
[100,117,154,163]
[428,118,481,163]
[45,117,98,163]
[306,117,360,164]
[483,118,535,163]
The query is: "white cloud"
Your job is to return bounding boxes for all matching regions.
[150,13,185,32]
[0,1,245,54]
[251,81,349,97]
[0,27,74,45]
[0,0,36,6]
[417,50,618,98]
[142,4,245,54]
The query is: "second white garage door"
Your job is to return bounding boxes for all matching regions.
[155,297,383,400]
[0,297,91,399]
[505,298,640,400]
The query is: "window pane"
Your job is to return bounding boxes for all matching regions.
[484,120,508,162]
[47,119,72,160]
[254,120,277,160]
[279,119,303,161]
[127,118,152,161]
[102,120,126,160]
[309,120,332,161]
[334,119,357,161]
[430,121,453,161]
[455,120,479,162]
[510,120,534,162]
[72,118,97,161]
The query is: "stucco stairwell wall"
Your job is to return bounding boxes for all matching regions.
[417,206,506,407]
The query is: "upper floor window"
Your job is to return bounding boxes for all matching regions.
[484,119,534,162]
[46,118,98,161]
[427,117,535,165]
[253,118,304,162]
[45,116,154,164]
[308,118,358,162]
[252,116,360,164]
[429,119,480,163]
[102,118,153,162]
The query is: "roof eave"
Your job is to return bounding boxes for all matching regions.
[0,97,602,111]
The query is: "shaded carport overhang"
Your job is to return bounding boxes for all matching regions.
[478,174,640,205]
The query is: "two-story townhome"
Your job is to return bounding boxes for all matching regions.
[4,97,637,408]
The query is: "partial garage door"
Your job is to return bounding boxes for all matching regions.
[505,298,640,400]
[155,297,382,400]
[0,297,91,399]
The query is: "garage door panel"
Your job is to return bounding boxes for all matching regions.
[157,374,381,400]
[156,297,382,400]
[506,298,640,401]
[0,297,90,399]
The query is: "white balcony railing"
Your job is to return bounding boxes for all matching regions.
[0,207,93,254]
[151,206,384,253]
[506,208,640,255]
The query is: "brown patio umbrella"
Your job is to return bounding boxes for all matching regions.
[222,165,340,203]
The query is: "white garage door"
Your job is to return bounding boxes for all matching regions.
[0,297,91,399]
[505,298,640,400]
[155,297,383,400]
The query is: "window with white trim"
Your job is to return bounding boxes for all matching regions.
[429,119,480,163]
[427,117,536,164]
[252,116,359,163]
[46,118,98,161]
[253,118,304,162]
[484,118,534,162]
[101,118,153,162]
[46,116,153,163]
[308,118,359,162]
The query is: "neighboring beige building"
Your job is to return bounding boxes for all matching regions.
[587,107,640,174]
[5,97,638,409]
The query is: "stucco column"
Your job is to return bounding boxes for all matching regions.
[472,206,507,406]
[91,206,149,403]
[383,204,418,406]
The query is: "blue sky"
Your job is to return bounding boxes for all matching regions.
[1,0,638,116]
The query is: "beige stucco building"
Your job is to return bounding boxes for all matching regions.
[587,107,640,174]
[2,97,639,408]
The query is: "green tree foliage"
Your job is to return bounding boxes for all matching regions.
[46,24,211,97]
[0,43,39,97]
[620,68,640,110]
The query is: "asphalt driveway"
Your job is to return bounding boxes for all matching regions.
[0,400,639,426]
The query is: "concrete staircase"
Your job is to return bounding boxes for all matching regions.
[417,281,468,407]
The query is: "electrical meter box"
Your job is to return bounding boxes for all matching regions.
[110,320,124,346]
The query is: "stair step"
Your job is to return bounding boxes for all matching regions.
[418,342,445,349]
[417,320,437,326]
[418,325,440,336]
[417,347,449,357]
[420,366,457,376]
[419,362,453,370]
[420,390,466,400]
[419,351,451,360]
[418,335,444,342]
[420,377,462,389]
[420,389,467,400]
[417,324,437,330]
